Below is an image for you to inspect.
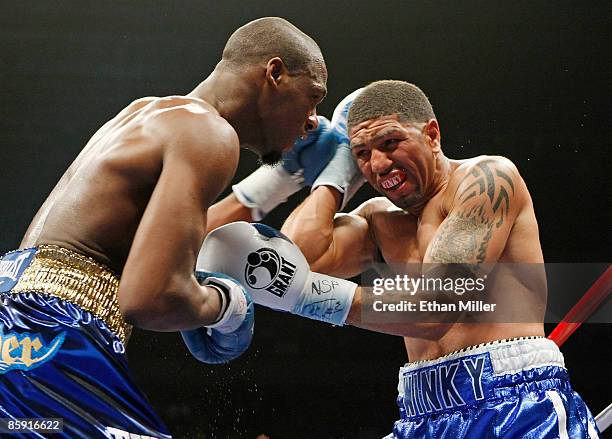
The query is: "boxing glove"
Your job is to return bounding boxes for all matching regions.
[312,89,366,210]
[232,116,337,220]
[197,222,357,326]
[180,272,254,364]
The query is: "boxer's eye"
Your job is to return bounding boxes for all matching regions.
[311,94,324,104]
[355,149,371,159]
[384,139,399,147]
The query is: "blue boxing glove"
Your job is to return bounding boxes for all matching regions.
[281,116,338,186]
[232,116,339,220]
[197,222,357,326]
[180,272,254,364]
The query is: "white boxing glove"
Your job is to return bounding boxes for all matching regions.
[232,116,337,220]
[312,88,366,210]
[197,222,357,326]
[232,165,303,221]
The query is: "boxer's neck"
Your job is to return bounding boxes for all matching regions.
[405,151,453,217]
[188,66,263,148]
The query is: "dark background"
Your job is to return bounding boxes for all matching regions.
[1,1,611,438]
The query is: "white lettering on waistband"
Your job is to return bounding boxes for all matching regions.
[402,360,468,416]
[463,357,486,400]
[0,252,33,281]
[106,426,160,439]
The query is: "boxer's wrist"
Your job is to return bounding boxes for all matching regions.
[311,87,366,211]
[203,283,228,325]
[311,185,343,212]
[182,271,254,364]
[232,165,304,221]
[196,271,249,333]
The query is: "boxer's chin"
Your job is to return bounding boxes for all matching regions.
[392,192,428,212]
[259,150,283,166]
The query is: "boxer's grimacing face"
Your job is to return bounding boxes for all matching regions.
[258,59,327,165]
[350,114,441,210]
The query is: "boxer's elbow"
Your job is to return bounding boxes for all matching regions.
[118,277,189,331]
[118,288,166,329]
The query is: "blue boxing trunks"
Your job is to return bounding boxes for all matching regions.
[0,246,171,438]
[386,337,599,438]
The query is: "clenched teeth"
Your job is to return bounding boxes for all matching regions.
[381,175,403,189]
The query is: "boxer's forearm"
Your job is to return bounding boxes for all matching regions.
[120,281,223,332]
[345,264,491,337]
[282,186,341,264]
[346,287,453,340]
[206,193,254,233]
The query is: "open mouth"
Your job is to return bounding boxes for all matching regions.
[379,168,408,191]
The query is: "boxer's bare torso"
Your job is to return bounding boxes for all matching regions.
[19,96,241,329]
[21,96,235,273]
[353,156,545,361]
[285,148,546,362]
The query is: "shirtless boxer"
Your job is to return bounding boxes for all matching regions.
[199,81,600,438]
[0,17,327,438]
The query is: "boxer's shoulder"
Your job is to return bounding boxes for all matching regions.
[126,96,158,110]
[442,155,528,220]
[142,96,225,131]
[140,96,239,158]
[450,155,518,182]
[446,156,522,200]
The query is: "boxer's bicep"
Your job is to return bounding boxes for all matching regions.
[311,212,376,278]
[425,158,524,265]
[119,114,239,324]
[283,186,374,276]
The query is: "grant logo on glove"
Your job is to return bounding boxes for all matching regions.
[245,248,296,297]
[198,222,357,327]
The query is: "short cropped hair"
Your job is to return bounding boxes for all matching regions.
[222,17,324,76]
[347,80,435,131]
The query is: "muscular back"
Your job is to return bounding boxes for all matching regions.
[21,96,232,274]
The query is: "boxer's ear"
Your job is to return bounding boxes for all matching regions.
[265,57,287,87]
[423,119,441,153]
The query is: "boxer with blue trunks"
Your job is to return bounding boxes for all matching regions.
[0,17,330,437]
[196,80,601,437]
[389,337,599,438]
[0,246,170,438]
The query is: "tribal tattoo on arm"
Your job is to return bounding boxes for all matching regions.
[427,159,518,265]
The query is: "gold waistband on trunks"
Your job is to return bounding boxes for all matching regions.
[11,245,132,344]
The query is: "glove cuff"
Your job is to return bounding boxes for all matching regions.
[292,272,357,326]
[311,143,365,211]
[205,283,229,325]
[203,276,248,334]
[233,165,304,221]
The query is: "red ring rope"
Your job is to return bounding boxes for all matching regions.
[548,265,612,347]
